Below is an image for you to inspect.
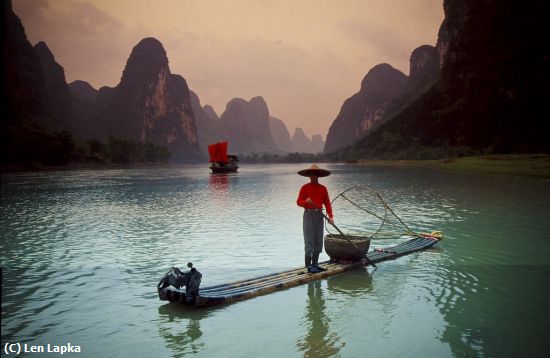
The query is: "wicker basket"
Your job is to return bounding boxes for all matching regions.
[324,234,371,262]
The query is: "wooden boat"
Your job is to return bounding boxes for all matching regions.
[208,142,239,173]
[158,233,442,308]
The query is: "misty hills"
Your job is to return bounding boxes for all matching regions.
[331,0,549,158]
[191,90,222,154]
[93,37,203,161]
[2,0,324,166]
[267,117,323,154]
[2,0,201,164]
[269,117,293,153]
[217,96,278,154]
[324,43,440,154]
[69,80,98,102]
[2,0,77,165]
[2,0,51,130]
[291,128,324,153]
[10,0,541,164]
[191,92,324,155]
[34,41,74,130]
[324,63,408,153]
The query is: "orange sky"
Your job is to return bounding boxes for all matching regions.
[13,0,444,139]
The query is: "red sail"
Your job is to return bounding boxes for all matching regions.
[208,142,229,163]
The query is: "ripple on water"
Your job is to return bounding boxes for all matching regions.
[2,165,550,357]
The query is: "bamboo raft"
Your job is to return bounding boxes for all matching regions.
[158,234,442,308]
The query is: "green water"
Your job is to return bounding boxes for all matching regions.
[1,164,549,357]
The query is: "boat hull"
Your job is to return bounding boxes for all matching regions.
[209,165,238,173]
[158,235,441,308]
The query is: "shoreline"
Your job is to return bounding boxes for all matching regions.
[3,154,550,178]
[0,161,177,174]
[357,154,550,178]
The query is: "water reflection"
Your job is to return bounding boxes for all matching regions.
[3,164,549,356]
[326,268,373,298]
[296,271,373,356]
[208,173,238,191]
[297,281,343,357]
[157,304,210,357]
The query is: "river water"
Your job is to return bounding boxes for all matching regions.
[1,164,549,357]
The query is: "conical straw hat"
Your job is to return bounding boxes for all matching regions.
[297,164,331,177]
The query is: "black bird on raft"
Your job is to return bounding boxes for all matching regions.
[157,263,202,299]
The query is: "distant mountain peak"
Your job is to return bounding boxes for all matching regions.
[293,127,308,137]
[33,38,74,130]
[293,127,321,153]
[409,45,438,81]
[203,105,220,121]
[360,63,407,92]
[219,96,277,154]
[69,80,96,91]
[131,37,167,61]
[347,0,549,158]
[34,41,55,61]
[120,37,169,86]
[68,80,97,102]
[250,96,267,105]
[324,63,408,153]
[226,97,248,108]
[269,116,293,152]
[95,37,202,162]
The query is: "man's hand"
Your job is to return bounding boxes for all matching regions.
[306,197,314,205]
[328,217,335,225]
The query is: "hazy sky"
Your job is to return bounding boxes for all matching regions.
[13,0,444,139]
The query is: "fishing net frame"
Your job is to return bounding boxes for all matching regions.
[325,185,419,240]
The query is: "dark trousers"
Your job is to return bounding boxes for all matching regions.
[303,210,324,256]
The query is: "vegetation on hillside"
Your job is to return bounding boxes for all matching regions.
[1,124,171,169]
[238,152,324,163]
[341,0,548,159]
[358,154,550,178]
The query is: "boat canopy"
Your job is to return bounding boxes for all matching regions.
[208,142,229,163]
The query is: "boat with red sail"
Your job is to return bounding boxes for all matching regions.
[208,141,239,173]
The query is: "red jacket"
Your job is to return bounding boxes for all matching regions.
[297,182,333,219]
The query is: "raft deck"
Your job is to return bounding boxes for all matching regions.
[158,235,441,308]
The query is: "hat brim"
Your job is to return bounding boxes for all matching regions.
[298,169,331,177]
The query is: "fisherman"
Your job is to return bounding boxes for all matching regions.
[297,164,334,273]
